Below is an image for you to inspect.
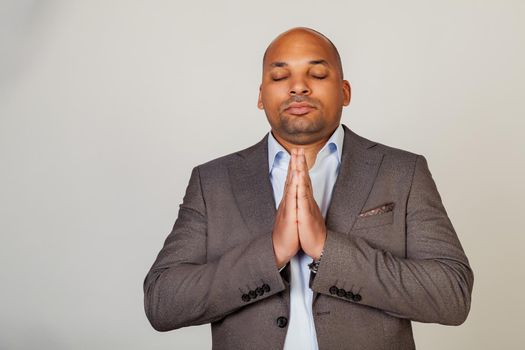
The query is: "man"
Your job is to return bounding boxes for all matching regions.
[143,27,473,349]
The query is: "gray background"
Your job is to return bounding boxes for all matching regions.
[1,0,524,349]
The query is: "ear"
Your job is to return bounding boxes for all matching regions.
[257,84,264,110]
[342,80,351,106]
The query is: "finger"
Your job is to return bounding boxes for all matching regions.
[284,165,298,217]
[276,163,292,217]
[291,148,297,173]
[297,149,314,196]
[283,163,294,203]
[306,168,313,196]
[289,150,299,189]
[294,169,300,221]
[284,152,293,190]
[297,148,307,172]
[297,169,310,215]
[284,147,298,193]
[283,150,294,198]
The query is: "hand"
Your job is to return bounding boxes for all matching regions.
[295,148,326,260]
[271,152,300,268]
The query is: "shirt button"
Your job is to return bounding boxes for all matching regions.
[255,287,264,296]
[241,294,251,302]
[262,283,271,293]
[353,293,362,302]
[337,288,346,297]
[329,286,338,295]
[345,291,354,300]
[248,290,257,299]
[276,316,288,328]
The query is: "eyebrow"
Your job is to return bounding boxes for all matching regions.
[269,59,329,68]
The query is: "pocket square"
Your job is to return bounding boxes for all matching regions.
[358,203,395,218]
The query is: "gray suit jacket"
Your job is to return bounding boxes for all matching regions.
[144,124,473,350]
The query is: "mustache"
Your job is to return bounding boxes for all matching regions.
[280,96,319,112]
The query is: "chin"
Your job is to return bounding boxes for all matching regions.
[280,114,325,136]
[282,127,326,146]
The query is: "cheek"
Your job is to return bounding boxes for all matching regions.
[262,87,287,108]
[317,86,343,107]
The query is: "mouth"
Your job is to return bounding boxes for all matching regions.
[284,102,316,116]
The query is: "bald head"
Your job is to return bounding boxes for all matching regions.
[262,27,344,79]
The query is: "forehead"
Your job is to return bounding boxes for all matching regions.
[264,32,336,68]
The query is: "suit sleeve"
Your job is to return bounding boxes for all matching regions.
[143,166,286,332]
[310,155,474,325]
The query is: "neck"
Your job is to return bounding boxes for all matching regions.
[271,129,336,170]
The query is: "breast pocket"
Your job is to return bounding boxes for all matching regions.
[352,210,394,230]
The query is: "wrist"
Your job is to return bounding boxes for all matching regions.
[308,248,324,274]
[273,247,291,268]
[314,230,327,260]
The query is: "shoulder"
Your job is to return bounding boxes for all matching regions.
[342,125,424,181]
[192,133,268,177]
[374,141,421,166]
[343,124,420,161]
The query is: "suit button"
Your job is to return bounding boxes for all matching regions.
[276,316,288,328]
[337,288,346,297]
[241,294,251,302]
[262,284,270,293]
[353,293,362,302]
[249,290,257,299]
[345,291,354,300]
[329,286,338,295]
[255,287,264,296]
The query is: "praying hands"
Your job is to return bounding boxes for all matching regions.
[272,148,327,268]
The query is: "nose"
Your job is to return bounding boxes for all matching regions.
[288,77,311,96]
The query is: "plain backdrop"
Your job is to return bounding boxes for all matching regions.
[1,0,524,349]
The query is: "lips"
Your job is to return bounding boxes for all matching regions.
[284,102,315,116]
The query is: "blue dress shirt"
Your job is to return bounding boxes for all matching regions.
[267,124,344,350]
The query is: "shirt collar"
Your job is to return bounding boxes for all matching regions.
[267,124,344,173]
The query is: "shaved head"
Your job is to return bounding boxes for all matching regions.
[263,27,344,79]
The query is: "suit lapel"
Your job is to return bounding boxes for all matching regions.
[325,124,384,234]
[228,134,277,237]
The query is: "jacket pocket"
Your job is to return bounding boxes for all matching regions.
[352,210,394,230]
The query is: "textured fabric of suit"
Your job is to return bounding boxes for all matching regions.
[143,124,474,350]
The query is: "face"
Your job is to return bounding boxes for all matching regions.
[258,29,351,145]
